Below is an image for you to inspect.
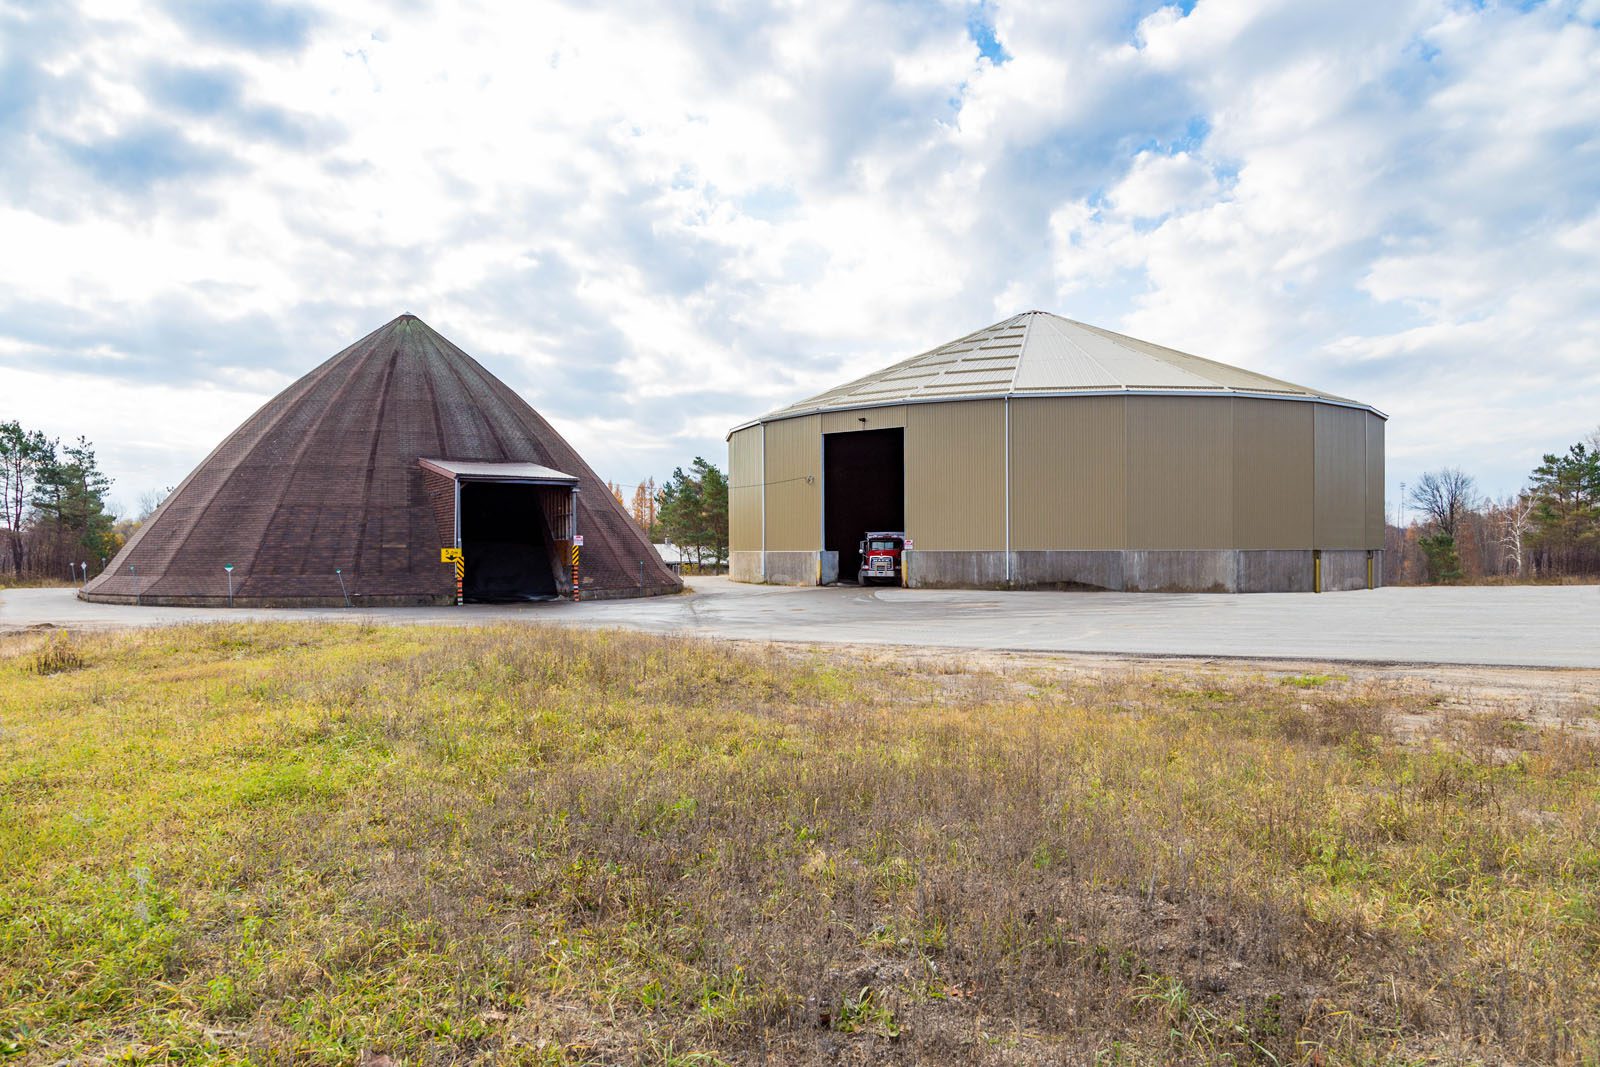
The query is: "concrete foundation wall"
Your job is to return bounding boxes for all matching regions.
[729,551,763,583]
[905,551,1008,589]
[1320,550,1375,591]
[77,591,456,608]
[1010,551,1125,591]
[1125,550,1239,593]
[730,547,1378,594]
[1239,550,1315,593]
[764,551,821,586]
[727,550,832,586]
[899,549,1377,593]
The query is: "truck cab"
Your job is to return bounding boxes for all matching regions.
[858,531,906,585]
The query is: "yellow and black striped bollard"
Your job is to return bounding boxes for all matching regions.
[442,547,464,606]
[571,541,581,602]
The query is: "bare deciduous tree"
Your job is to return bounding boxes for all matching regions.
[136,487,172,523]
[1407,468,1478,538]
[1489,493,1536,576]
[631,478,656,537]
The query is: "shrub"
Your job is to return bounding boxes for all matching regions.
[29,632,85,675]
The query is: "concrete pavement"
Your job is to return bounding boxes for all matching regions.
[3,578,1597,669]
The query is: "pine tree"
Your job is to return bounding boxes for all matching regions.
[30,436,116,575]
[1528,442,1600,574]
[655,460,728,569]
[0,420,50,576]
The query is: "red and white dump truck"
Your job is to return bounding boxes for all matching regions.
[858,531,907,585]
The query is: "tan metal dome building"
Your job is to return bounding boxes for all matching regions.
[727,312,1384,593]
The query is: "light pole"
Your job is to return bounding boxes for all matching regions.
[224,564,234,608]
[129,563,139,605]
[335,568,350,608]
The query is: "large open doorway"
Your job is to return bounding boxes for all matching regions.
[460,481,559,601]
[823,427,904,583]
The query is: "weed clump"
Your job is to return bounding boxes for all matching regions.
[29,633,85,675]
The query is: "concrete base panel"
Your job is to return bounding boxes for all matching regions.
[1010,551,1125,591]
[76,584,681,607]
[78,591,456,608]
[1320,550,1375,591]
[764,551,822,586]
[729,547,1380,592]
[730,551,763,583]
[1125,550,1238,593]
[727,550,821,585]
[1239,551,1314,594]
[905,551,1009,589]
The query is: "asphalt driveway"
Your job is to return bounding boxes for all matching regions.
[4,578,1597,669]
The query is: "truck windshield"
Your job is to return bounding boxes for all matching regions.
[869,540,898,550]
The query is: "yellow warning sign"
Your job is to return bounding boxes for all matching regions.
[440,548,462,563]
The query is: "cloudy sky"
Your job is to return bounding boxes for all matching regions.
[3,0,1597,516]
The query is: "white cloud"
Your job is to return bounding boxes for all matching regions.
[1107,151,1219,218]
[0,0,1596,510]
[1042,0,1600,494]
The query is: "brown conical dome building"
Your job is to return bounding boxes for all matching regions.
[83,314,681,606]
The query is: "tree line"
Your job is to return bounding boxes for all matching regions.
[609,458,730,570]
[1391,426,1600,583]
[1,421,123,581]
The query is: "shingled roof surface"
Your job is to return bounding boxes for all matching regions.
[83,314,681,605]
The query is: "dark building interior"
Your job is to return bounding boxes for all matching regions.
[823,428,905,583]
[460,481,559,600]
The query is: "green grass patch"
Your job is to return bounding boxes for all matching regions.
[1,622,1596,1064]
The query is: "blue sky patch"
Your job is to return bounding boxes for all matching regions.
[163,0,318,53]
[967,5,1010,64]
[59,124,236,192]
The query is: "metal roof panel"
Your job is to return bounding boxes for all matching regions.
[750,311,1373,425]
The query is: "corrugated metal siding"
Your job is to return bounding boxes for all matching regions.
[1232,398,1313,549]
[820,405,906,434]
[728,426,762,553]
[1009,396,1127,549]
[1314,404,1368,549]
[1365,414,1385,549]
[1126,396,1233,549]
[763,415,821,551]
[905,400,1005,549]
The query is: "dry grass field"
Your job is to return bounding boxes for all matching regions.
[1,623,1597,1065]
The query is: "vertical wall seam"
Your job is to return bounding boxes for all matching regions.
[760,422,767,581]
[1004,396,1012,585]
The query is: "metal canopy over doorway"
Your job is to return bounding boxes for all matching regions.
[419,458,579,602]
